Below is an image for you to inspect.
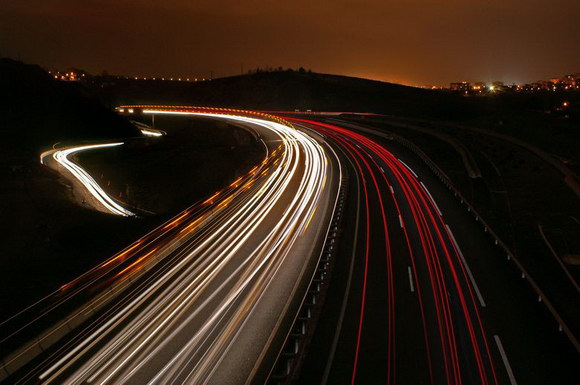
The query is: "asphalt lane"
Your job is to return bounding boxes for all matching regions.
[349,119,580,384]
[293,118,505,385]
[297,117,579,385]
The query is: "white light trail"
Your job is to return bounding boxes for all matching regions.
[34,110,335,384]
[140,129,163,137]
[48,143,135,217]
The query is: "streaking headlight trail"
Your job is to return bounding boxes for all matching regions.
[11,109,340,385]
[42,142,135,217]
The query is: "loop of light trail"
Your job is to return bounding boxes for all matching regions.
[42,142,135,217]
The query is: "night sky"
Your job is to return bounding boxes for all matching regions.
[1,0,579,86]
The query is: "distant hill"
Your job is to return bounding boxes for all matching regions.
[87,69,579,163]
[0,58,140,157]
[91,71,477,120]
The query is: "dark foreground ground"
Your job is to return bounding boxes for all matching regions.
[0,61,264,320]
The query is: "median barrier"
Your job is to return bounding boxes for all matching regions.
[267,174,348,385]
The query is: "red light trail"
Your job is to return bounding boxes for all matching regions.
[291,118,497,385]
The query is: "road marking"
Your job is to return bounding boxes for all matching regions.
[380,167,385,173]
[399,214,404,228]
[420,181,443,217]
[389,186,394,194]
[494,335,518,385]
[398,159,418,178]
[407,266,415,293]
[445,224,486,307]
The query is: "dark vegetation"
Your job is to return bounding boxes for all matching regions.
[77,116,263,215]
[0,59,263,317]
[0,58,143,316]
[463,94,580,165]
[0,58,140,157]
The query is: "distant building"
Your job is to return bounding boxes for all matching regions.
[561,74,580,90]
[49,69,88,82]
[450,82,471,93]
[534,80,552,90]
[471,82,487,94]
[472,82,487,90]
[444,70,580,94]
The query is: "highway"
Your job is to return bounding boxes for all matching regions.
[290,118,580,385]
[289,118,498,385]
[0,110,341,384]
[3,108,576,385]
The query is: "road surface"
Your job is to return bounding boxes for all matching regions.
[0,110,341,385]
[292,118,579,385]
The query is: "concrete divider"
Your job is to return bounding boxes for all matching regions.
[267,171,348,385]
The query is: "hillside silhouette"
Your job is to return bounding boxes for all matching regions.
[0,58,139,156]
[95,70,476,120]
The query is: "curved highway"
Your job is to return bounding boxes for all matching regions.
[0,110,341,385]
[292,118,499,385]
[4,108,573,385]
[292,117,579,385]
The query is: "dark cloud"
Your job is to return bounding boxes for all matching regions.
[1,0,578,85]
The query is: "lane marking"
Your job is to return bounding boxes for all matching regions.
[446,224,486,308]
[399,214,404,228]
[420,181,443,217]
[398,158,418,178]
[494,335,518,385]
[389,186,394,194]
[407,266,415,293]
